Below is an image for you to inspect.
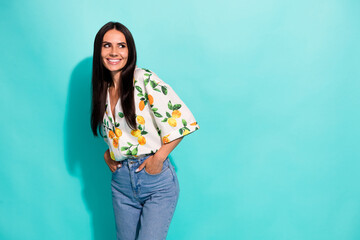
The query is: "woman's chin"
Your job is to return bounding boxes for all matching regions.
[106,65,125,72]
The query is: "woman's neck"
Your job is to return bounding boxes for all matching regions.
[110,71,121,91]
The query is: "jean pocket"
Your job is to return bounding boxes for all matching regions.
[112,164,122,174]
[143,158,170,176]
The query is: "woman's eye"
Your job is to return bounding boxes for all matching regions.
[119,44,125,48]
[103,44,110,48]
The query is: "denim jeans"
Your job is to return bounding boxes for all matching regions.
[111,154,180,240]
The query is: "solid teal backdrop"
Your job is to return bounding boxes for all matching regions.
[1,0,360,239]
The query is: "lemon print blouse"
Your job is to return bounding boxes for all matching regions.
[102,66,200,161]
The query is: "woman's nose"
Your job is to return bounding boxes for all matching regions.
[110,47,118,56]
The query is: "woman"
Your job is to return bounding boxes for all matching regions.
[90,21,199,240]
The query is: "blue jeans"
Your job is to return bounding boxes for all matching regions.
[111,154,180,240]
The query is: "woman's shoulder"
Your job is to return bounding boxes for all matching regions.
[134,66,153,76]
[134,66,166,85]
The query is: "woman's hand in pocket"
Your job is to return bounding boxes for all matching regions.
[104,149,121,173]
[136,155,164,174]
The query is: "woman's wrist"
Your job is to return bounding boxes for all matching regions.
[153,151,168,162]
[152,137,183,162]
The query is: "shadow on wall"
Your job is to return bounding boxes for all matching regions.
[64,57,116,240]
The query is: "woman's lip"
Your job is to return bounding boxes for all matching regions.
[107,58,121,65]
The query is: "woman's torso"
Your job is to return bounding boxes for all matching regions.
[102,67,163,161]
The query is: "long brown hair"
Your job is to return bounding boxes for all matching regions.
[90,21,138,137]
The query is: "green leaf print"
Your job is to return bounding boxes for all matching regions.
[131,147,138,155]
[121,146,129,151]
[168,101,173,110]
[152,108,158,112]
[144,73,150,76]
[126,150,132,155]
[154,112,162,118]
[144,77,150,86]
[115,122,120,127]
[142,68,151,73]
[137,93,143,97]
[135,86,143,93]
[118,112,124,118]
[173,104,182,110]
[166,112,172,118]
[182,119,187,126]
[141,130,148,135]
[185,127,190,131]
[153,88,161,92]
[162,118,168,122]
[138,125,143,130]
[161,86,168,95]
[179,128,183,135]
[127,142,133,146]
[150,80,158,88]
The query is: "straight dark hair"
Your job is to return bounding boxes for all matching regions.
[91,21,137,137]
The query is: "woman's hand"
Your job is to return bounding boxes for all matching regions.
[104,149,122,173]
[135,138,183,174]
[136,154,165,174]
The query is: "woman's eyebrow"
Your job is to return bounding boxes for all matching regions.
[102,41,127,44]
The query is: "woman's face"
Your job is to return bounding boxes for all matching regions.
[101,29,129,73]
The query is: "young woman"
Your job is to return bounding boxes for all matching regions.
[90,22,200,240]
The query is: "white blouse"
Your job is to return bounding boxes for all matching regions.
[101,66,200,161]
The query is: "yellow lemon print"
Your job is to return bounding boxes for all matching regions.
[108,130,115,139]
[148,94,154,105]
[139,100,145,111]
[110,151,115,160]
[112,137,119,148]
[167,117,177,127]
[172,110,181,119]
[131,129,141,137]
[138,136,146,145]
[136,115,145,125]
[115,128,122,138]
[162,134,170,144]
[182,129,190,136]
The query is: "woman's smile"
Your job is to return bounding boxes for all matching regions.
[107,58,122,65]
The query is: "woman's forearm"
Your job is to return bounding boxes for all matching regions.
[154,137,183,162]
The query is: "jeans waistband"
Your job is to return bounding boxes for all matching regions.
[121,153,154,164]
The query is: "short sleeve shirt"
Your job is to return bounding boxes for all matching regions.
[101,66,200,161]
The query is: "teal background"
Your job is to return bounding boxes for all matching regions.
[1,0,359,239]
